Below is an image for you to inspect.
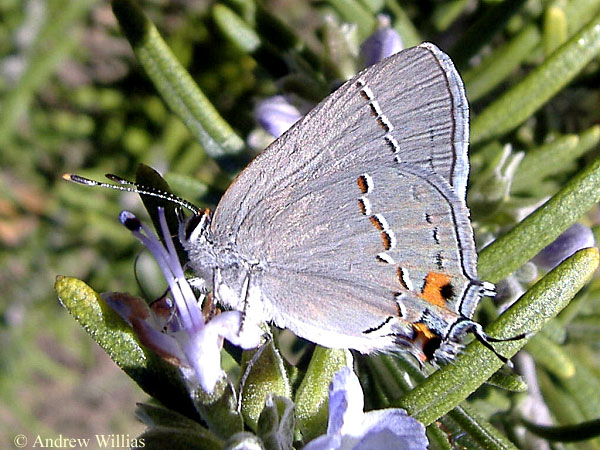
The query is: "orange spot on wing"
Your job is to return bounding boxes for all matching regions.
[357,176,369,193]
[370,215,384,230]
[420,272,452,307]
[381,231,391,250]
[358,199,367,215]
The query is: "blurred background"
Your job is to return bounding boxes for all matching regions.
[2,0,600,448]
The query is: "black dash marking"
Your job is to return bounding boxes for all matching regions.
[435,252,444,270]
[381,231,392,250]
[362,316,394,334]
[396,267,409,290]
[432,227,440,245]
[376,254,393,264]
[385,135,398,153]
[368,103,378,117]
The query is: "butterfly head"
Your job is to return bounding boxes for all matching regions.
[179,208,212,246]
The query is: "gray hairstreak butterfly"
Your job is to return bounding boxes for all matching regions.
[64,43,526,366]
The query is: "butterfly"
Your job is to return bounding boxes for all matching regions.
[65,43,526,366]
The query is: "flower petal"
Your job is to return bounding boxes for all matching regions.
[255,95,303,138]
[329,367,364,437]
[101,291,151,326]
[305,367,428,450]
[352,409,428,450]
[208,310,263,350]
[533,223,596,270]
[303,433,342,450]
[130,316,187,367]
[181,325,226,393]
[360,20,403,67]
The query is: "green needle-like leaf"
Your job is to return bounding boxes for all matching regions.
[511,126,600,194]
[384,0,421,47]
[448,404,519,450]
[450,0,528,68]
[463,24,540,102]
[522,417,600,442]
[543,6,568,56]
[325,0,376,41]
[0,0,95,148]
[479,155,600,282]
[471,11,600,144]
[111,0,244,157]
[213,4,261,53]
[54,276,196,418]
[295,347,352,443]
[525,333,575,379]
[136,403,223,450]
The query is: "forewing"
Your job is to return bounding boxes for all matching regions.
[213,43,470,238]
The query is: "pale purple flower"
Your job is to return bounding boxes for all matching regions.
[105,208,263,393]
[304,367,428,450]
[532,223,596,270]
[360,25,403,67]
[255,95,304,138]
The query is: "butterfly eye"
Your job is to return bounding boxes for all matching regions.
[184,210,211,243]
[184,214,204,241]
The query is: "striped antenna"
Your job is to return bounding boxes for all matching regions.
[62,173,201,215]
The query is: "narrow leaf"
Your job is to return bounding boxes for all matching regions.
[450,0,528,68]
[479,155,600,282]
[213,4,260,53]
[0,0,95,145]
[464,24,540,102]
[511,126,600,194]
[486,371,528,393]
[384,0,421,47]
[111,0,244,157]
[525,333,576,379]
[54,276,197,418]
[325,0,376,40]
[471,11,600,144]
[543,6,568,56]
[521,417,600,442]
[448,404,519,450]
[432,0,471,32]
[136,403,223,450]
[295,347,353,442]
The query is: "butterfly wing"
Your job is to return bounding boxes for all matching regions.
[210,43,484,351]
[213,43,469,229]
